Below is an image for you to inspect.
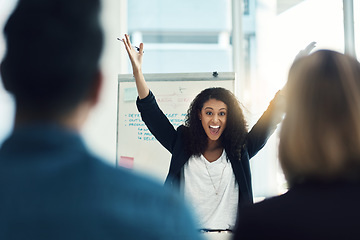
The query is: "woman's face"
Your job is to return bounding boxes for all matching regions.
[199,99,227,142]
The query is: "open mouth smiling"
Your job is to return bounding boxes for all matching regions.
[209,125,220,134]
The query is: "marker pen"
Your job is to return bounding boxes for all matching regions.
[117,38,144,53]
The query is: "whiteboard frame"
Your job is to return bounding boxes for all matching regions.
[117,72,235,82]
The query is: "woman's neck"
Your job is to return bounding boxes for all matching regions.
[203,140,223,162]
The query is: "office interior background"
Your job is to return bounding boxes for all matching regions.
[0,0,359,200]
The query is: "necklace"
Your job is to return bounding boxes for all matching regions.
[203,157,227,195]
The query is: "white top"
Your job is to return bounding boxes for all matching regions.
[182,150,239,230]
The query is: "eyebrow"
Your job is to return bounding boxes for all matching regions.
[204,107,227,111]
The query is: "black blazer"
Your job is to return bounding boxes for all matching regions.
[233,180,360,240]
[137,90,284,205]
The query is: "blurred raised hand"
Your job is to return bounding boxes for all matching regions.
[294,41,317,61]
[281,41,317,96]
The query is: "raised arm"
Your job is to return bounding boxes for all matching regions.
[282,41,317,94]
[121,34,178,154]
[247,41,317,158]
[121,34,149,99]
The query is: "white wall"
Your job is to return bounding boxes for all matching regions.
[82,0,129,164]
[0,0,17,147]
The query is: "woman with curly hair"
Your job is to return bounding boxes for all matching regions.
[122,34,314,235]
[184,87,247,163]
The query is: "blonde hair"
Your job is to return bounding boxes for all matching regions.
[279,50,360,186]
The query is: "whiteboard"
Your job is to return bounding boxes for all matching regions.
[116,72,235,182]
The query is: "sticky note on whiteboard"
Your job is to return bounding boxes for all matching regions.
[118,156,134,169]
[124,87,138,102]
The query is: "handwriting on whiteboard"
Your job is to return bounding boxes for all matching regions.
[124,113,186,141]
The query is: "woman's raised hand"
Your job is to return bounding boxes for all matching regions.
[121,34,144,74]
[294,41,317,61]
[121,34,149,99]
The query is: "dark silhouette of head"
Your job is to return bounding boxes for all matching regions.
[1,0,103,120]
[280,50,360,185]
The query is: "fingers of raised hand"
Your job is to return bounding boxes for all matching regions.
[304,41,316,54]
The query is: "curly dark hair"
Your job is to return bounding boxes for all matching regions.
[184,87,248,160]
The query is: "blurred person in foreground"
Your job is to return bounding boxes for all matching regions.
[0,0,201,239]
[233,49,360,240]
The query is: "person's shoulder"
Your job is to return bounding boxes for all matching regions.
[177,124,187,132]
[177,124,190,141]
[91,157,200,239]
[236,194,289,237]
[88,155,184,204]
[89,156,161,188]
[240,194,288,218]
